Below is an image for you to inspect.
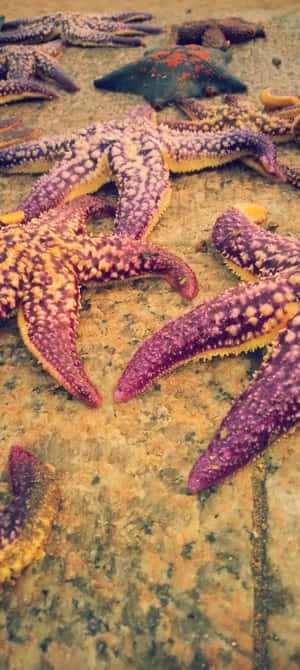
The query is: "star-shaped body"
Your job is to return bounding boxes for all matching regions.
[114,205,300,491]
[0,194,198,406]
[177,91,300,187]
[0,40,78,104]
[0,115,38,147]
[94,45,246,106]
[0,446,60,587]
[0,105,283,238]
[0,12,161,48]
[171,17,266,51]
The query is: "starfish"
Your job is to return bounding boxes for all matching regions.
[0,40,78,104]
[0,12,161,48]
[94,45,247,107]
[114,204,300,491]
[0,105,283,238]
[176,91,300,187]
[0,194,198,406]
[170,16,266,51]
[0,115,38,147]
[0,445,60,587]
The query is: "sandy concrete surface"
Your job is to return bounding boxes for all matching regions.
[0,2,299,669]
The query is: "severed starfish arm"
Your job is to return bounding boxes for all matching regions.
[0,446,60,586]
[0,195,197,406]
[0,12,161,48]
[0,105,284,237]
[0,115,38,147]
[114,205,300,490]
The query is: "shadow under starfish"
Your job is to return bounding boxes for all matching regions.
[176,88,300,187]
[0,104,284,237]
[0,446,60,587]
[114,205,300,491]
[0,12,161,48]
[0,40,78,104]
[0,194,197,406]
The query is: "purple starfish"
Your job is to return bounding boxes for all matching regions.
[114,205,300,491]
[0,41,78,104]
[0,12,161,48]
[0,105,284,239]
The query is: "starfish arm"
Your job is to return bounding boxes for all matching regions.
[18,262,102,407]
[188,312,300,491]
[0,18,58,45]
[0,133,77,174]
[0,121,38,148]
[35,50,79,93]
[108,135,171,239]
[114,270,299,402]
[60,13,161,46]
[280,163,300,189]
[0,78,58,104]
[212,206,300,279]
[161,126,284,181]
[76,235,198,301]
[177,96,294,142]
[218,17,266,42]
[60,24,147,47]
[0,226,30,318]
[14,141,111,221]
[0,446,60,586]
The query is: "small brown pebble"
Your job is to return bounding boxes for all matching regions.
[272,57,282,68]
[195,239,208,252]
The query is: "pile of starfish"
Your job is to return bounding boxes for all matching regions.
[0,10,299,587]
[0,11,162,103]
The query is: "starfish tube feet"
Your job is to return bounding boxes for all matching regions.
[0,446,60,586]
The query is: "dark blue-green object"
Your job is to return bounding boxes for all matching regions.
[0,17,4,31]
[94,44,246,107]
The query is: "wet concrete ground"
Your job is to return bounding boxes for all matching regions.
[0,2,299,669]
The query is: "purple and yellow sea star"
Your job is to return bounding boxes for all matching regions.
[0,446,60,586]
[0,105,284,238]
[114,205,300,491]
[0,12,161,48]
[0,40,78,104]
[176,91,300,187]
[0,194,197,406]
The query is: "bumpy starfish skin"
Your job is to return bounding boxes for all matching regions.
[0,115,38,147]
[0,40,78,104]
[0,446,60,586]
[114,206,300,490]
[177,94,300,187]
[0,194,197,406]
[172,17,266,51]
[94,45,246,106]
[0,105,283,237]
[0,13,161,48]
